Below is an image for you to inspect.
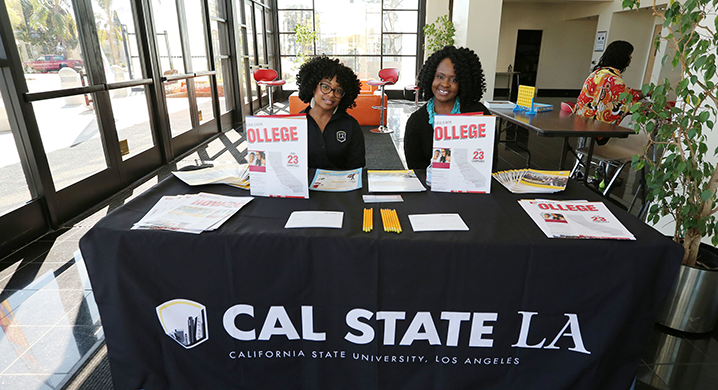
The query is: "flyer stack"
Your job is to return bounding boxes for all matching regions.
[132,193,253,234]
[492,169,569,194]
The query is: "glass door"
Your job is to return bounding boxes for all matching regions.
[239,0,278,114]
[2,0,161,224]
[151,0,219,154]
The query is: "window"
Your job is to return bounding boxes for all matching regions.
[278,0,420,90]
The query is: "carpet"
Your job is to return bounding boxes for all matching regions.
[362,126,404,169]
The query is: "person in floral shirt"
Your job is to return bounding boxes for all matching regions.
[575,40,644,139]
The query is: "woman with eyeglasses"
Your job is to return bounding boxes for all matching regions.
[404,46,488,170]
[296,56,365,170]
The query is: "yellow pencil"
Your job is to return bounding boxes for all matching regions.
[363,208,370,232]
[367,208,370,232]
[390,209,397,233]
[363,209,366,232]
[380,209,386,232]
[393,209,402,233]
[389,209,398,233]
[365,208,372,232]
[369,208,373,231]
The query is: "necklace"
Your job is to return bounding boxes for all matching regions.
[427,97,461,125]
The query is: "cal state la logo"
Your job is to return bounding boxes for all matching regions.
[156,299,209,349]
[336,131,347,143]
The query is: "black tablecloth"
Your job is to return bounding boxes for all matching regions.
[79,172,683,390]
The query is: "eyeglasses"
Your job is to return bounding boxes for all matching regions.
[319,82,345,98]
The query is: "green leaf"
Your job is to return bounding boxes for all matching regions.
[646,120,655,132]
[696,55,708,68]
[706,65,716,82]
[678,78,690,91]
[699,111,710,122]
[701,190,714,202]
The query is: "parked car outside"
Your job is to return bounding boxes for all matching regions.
[23,55,84,73]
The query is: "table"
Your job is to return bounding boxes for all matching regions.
[488,106,635,172]
[79,172,682,390]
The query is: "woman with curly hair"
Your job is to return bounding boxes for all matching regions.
[403,46,489,169]
[574,41,644,137]
[296,56,365,170]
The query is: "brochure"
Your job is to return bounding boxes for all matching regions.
[132,193,253,234]
[245,115,309,198]
[172,163,250,190]
[310,168,362,192]
[492,169,569,193]
[367,170,426,192]
[431,113,496,193]
[518,199,635,240]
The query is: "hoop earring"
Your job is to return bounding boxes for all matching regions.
[310,97,315,108]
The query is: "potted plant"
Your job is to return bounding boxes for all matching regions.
[292,22,317,69]
[622,0,718,333]
[423,15,455,55]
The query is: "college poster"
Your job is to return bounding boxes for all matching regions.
[431,114,496,193]
[245,115,309,198]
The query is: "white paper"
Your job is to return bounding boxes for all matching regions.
[284,211,344,229]
[246,115,309,198]
[408,213,469,232]
[483,101,516,109]
[431,114,496,193]
[367,170,426,192]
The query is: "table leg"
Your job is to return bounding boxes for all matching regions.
[583,138,596,186]
[560,138,570,170]
[493,117,503,170]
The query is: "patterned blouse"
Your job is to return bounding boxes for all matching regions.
[574,67,641,125]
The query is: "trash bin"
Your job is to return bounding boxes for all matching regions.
[111,65,128,97]
[59,68,84,105]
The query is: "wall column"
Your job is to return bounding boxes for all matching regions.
[452,0,502,101]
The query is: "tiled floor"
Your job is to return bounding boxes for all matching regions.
[1,99,716,390]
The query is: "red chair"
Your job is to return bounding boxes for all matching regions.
[368,68,399,133]
[405,84,420,107]
[253,68,285,115]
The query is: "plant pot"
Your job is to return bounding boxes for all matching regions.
[656,243,718,333]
